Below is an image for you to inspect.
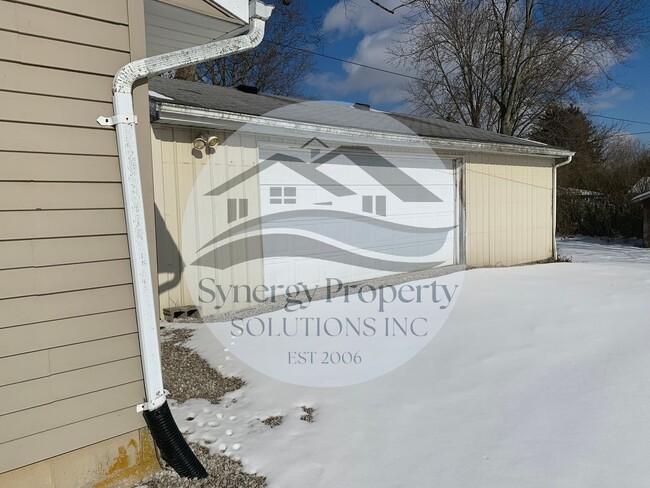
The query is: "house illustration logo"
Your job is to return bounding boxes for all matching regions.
[180,100,464,388]
[191,140,456,276]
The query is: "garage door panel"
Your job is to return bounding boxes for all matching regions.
[258,154,457,288]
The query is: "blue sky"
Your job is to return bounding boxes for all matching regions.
[299,1,650,143]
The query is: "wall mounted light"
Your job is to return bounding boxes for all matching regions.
[193,137,206,150]
[193,134,219,151]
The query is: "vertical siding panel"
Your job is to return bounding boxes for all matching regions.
[488,161,496,265]
[151,126,265,316]
[476,156,486,266]
[506,163,513,264]
[157,129,179,307]
[465,154,554,267]
[176,127,196,309]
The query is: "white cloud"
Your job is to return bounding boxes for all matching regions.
[311,1,419,111]
[583,87,635,111]
[307,25,415,110]
[323,0,406,37]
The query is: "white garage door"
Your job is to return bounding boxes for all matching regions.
[258,148,457,290]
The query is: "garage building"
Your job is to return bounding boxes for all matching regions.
[148,78,573,315]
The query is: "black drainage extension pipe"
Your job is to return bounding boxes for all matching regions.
[143,400,208,479]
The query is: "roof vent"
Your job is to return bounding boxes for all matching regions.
[236,85,259,94]
[353,102,370,111]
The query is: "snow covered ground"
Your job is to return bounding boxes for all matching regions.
[558,235,649,265]
[171,237,650,488]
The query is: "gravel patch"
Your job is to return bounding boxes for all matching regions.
[137,444,265,488]
[159,327,243,404]
[260,416,284,428]
[300,407,315,423]
[134,327,265,487]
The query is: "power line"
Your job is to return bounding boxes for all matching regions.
[611,130,650,137]
[272,42,650,131]
[584,113,650,127]
[272,41,427,83]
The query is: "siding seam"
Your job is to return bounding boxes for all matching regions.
[9,0,129,26]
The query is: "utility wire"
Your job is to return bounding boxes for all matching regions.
[584,113,650,127]
[611,130,650,137]
[270,40,426,83]
[270,41,650,132]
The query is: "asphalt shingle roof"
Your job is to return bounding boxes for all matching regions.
[148,77,559,150]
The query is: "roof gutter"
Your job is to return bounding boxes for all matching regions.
[98,0,272,479]
[152,103,576,159]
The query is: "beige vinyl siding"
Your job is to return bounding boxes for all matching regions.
[0,0,148,475]
[0,235,130,270]
[0,334,141,389]
[0,284,135,329]
[0,30,131,76]
[0,407,145,480]
[0,382,145,444]
[152,125,264,315]
[0,91,115,128]
[464,153,554,267]
[0,2,131,51]
[0,61,115,103]
[0,309,137,357]
[0,152,121,182]
[0,122,120,155]
[0,259,133,299]
[0,182,125,210]
[14,0,130,24]
[0,209,127,240]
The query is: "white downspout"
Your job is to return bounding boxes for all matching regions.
[98,0,273,413]
[552,155,573,259]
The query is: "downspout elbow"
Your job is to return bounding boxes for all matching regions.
[555,154,573,168]
[112,15,269,96]
[113,60,149,95]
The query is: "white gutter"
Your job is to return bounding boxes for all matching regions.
[152,103,576,159]
[552,155,574,259]
[98,0,273,413]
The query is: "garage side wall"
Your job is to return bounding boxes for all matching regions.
[151,125,264,316]
[464,153,554,267]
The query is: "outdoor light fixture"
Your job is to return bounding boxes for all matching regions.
[193,136,207,150]
[193,135,219,150]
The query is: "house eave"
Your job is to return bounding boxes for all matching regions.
[152,102,575,159]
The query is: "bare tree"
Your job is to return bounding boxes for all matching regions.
[391,0,646,135]
[175,0,321,97]
[530,104,650,237]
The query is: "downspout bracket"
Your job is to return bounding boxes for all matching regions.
[97,114,138,126]
[137,389,169,413]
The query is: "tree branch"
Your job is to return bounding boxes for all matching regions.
[366,0,417,15]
